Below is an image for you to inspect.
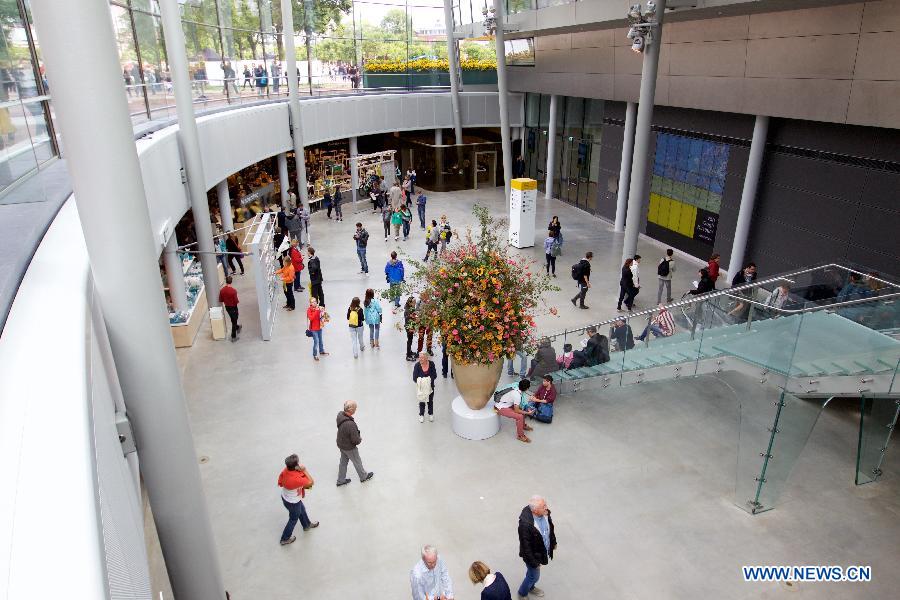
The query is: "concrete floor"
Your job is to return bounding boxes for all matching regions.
[168,189,900,599]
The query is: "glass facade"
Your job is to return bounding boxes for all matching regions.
[523,92,604,214]
[110,0,471,123]
[0,0,58,197]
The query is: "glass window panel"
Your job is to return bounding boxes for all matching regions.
[504,37,534,66]
[507,0,531,14]
[180,0,223,26]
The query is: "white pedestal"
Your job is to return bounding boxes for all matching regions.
[509,178,537,249]
[451,395,500,440]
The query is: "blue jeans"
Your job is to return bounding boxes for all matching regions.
[637,323,664,341]
[417,205,426,228]
[357,246,368,272]
[390,283,402,307]
[280,498,311,541]
[402,221,411,239]
[518,565,541,597]
[368,323,380,342]
[310,329,324,356]
[507,350,528,376]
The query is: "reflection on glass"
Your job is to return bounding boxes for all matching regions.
[504,37,534,66]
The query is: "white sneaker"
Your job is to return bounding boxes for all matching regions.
[418,416,424,423]
[428,415,434,422]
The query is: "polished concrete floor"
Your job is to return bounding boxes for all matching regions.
[166,189,900,599]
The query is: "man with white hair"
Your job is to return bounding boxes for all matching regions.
[410,544,454,600]
[335,400,374,486]
[516,495,557,599]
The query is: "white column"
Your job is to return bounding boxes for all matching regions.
[545,94,559,200]
[164,233,187,312]
[282,0,310,210]
[278,152,289,208]
[729,115,769,277]
[493,0,513,201]
[435,128,443,145]
[158,0,220,308]
[614,101,637,232]
[443,0,463,143]
[349,136,359,202]
[622,0,667,262]
[217,179,234,231]
[29,2,225,598]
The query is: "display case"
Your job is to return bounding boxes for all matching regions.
[166,254,224,348]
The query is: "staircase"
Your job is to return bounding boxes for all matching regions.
[540,264,900,513]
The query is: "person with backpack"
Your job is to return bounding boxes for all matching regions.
[285,208,303,243]
[617,258,637,312]
[346,297,365,358]
[400,203,413,240]
[531,375,557,424]
[363,288,382,349]
[424,219,440,261]
[570,251,593,310]
[353,222,369,274]
[385,251,405,309]
[438,215,452,255]
[548,216,563,254]
[288,239,305,293]
[656,248,676,304]
[543,230,560,277]
[380,201,392,241]
[333,186,344,222]
[307,246,325,307]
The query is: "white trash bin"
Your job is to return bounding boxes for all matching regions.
[209,307,226,340]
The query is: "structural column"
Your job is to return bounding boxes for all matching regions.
[217,179,234,232]
[614,101,637,232]
[544,94,559,200]
[349,136,359,202]
[435,128,444,188]
[164,233,188,312]
[493,0,513,201]
[622,0,667,262]
[282,0,310,210]
[443,0,463,143]
[29,1,225,598]
[278,152,289,209]
[729,115,769,277]
[159,0,220,308]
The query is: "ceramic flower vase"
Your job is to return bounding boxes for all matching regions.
[452,358,504,410]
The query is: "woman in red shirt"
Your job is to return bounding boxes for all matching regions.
[277,454,318,545]
[306,297,328,360]
[707,253,721,288]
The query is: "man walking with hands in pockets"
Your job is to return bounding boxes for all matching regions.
[517,495,557,599]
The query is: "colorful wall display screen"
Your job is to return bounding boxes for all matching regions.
[647,133,730,246]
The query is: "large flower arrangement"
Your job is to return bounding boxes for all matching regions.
[393,206,556,365]
[364,57,497,73]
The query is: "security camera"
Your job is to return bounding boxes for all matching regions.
[626,27,637,40]
[628,4,642,21]
[631,35,645,53]
[646,1,657,17]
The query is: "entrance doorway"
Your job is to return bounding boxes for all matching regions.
[559,137,596,212]
[474,151,497,190]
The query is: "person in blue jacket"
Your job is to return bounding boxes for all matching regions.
[385,251,405,309]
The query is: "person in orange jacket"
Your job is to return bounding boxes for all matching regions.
[275,259,296,310]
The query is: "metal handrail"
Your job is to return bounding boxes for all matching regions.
[544,263,900,340]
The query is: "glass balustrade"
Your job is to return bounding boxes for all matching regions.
[539,264,900,513]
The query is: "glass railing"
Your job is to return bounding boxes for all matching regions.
[125,77,454,125]
[532,264,900,514]
[0,94,57,197]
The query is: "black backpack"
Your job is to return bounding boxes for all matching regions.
[657,258,670,277]
[571,260,584,281]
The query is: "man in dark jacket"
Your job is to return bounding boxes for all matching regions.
[517,495,556,599]
[570,326,610,368]
[335,400,374,486]
[307,246,325,306]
